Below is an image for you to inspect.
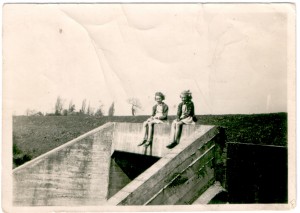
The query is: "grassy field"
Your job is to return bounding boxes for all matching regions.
[13,113,287,168]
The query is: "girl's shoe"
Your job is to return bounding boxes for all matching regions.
[166,141,178,149]
[138,139,147,146]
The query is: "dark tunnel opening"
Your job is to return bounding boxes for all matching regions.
[107,151,160,199]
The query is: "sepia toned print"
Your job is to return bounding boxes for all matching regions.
[2,3,296,212]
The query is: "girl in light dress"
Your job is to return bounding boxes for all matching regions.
[138,92,169,147]
[166,90,197,149]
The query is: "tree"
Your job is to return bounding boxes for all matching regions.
[94,101,104,117]
[108,102,115,116]
[68,100,75,114]
[80,99,87,114]
[87,102,94,116]
[54,96,64,115]
[127,98,142,116]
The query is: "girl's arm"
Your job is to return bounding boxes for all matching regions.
[180,102,194,119]
[177,103,182,120]
[158,104,168,120]
[151,105,156,117]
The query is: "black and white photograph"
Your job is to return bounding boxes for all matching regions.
[1,2,296,212]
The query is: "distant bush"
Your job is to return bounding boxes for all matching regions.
[25,109,44,116]
[62,109,68,116]
[34,112,44,116]
[13,142,32,168]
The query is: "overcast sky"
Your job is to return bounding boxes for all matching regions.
[3,3,293,115]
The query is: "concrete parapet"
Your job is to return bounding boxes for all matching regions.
[13,123,115,206]
[112,122,202,157]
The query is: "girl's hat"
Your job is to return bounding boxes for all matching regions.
[155,92,165,100]
[180,90,192,98]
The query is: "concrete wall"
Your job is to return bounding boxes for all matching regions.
[107,125,223,205]
[13,122,224,206]
[13,123,114,206]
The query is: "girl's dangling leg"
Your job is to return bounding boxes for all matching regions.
[174,121,183,143]
[138,121,148,146]
[167,120,179,148]
[169,120,177,143]
[144,121,154,146]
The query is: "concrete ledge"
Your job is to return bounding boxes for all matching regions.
[111,123,203,157]
[13,122,115,173]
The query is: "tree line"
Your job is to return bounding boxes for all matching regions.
[25,96,142,116]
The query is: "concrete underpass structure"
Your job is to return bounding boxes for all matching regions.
[13,122,226,206]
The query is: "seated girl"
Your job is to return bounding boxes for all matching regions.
[166,90,197,149]
[138,92,169,147]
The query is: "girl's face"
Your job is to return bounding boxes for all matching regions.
[155,96,163,104]
[181,96,188,103]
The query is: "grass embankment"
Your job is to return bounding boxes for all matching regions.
[13,113,287,168]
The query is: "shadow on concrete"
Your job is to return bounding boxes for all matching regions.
[209,191,228,204]
[107,151,160,199]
